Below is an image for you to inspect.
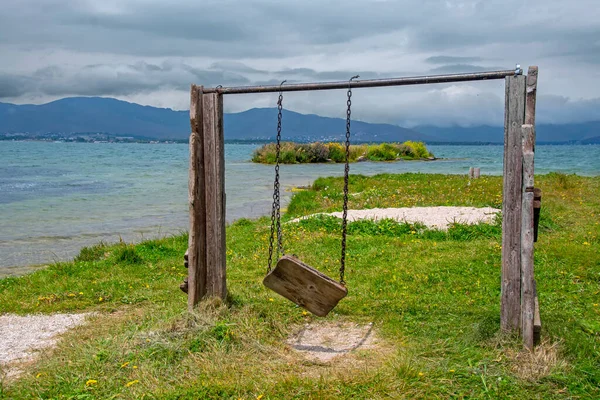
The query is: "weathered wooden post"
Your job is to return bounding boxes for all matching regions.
[188,85,227,310]
[522,66,539,348]
[501,72,526,331]
[521,124,535,349]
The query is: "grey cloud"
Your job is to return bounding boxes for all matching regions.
[0,74,31,98]
[428,64,506,74]
[1,0,600,125]
[425,56,483,64]
[0,62,251,99]
[274,68,391,81]
[1,1,598,61]
[3,0,593,60]
[209,62,267,74]
[536,96,600,125]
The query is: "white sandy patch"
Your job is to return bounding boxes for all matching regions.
[292,206,500,230]
[0,313,91,378]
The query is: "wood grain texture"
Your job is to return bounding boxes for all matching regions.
[501,75,526,332]
[534,293,542,345]
[533,188,542,242]
[525,66,538,126]
[187,89,227,308]
[188,85,207,310]
[521,124,536,349]
[202,92,227,299]
[263,255,348,317]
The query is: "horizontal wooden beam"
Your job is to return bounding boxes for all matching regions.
[203,69,523,94]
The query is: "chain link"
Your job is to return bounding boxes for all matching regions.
[267,82,286,273]
[340,75,359,285]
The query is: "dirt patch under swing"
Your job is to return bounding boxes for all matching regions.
[286,321,378,362]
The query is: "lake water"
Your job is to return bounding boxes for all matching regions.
[1,141,599,277]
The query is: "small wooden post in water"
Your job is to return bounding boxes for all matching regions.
[468,167,480,179]
[501,73,526,332]
[521,124,536,350]
[188,85,227,310]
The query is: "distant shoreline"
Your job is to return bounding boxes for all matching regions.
[3,138,599,146]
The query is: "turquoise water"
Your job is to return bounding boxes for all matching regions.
[1,141,599,276]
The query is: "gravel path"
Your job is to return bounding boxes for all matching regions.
[292,206,501,230]
[0,313,91,377]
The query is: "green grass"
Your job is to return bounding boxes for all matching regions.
[252,141,434,164]
[1,173,599,399]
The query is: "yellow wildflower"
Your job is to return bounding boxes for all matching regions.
[257,395,264,400]
[269,298,274,302]
[98,297,104,302]
[125,380,139,387]
[121,361,130,368]
[133,365,138,369]
[418,372,424,376]
[86,379,98,386]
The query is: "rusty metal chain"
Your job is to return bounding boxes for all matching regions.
[340,75,359,285]
[267,81,286,273]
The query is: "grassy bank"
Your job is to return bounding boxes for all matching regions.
[1,173,599,399]
[251,141,433,164]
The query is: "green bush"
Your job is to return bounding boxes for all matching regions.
[395,143,414,157]
[327,142,346,162]
[280,150,297,164]
[367,143,397,161]
[404,141,431,158]
[74,242,108,262]
[114,245,143,264]
[307,142,330,162]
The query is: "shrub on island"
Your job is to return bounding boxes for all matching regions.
[251,141,434,164]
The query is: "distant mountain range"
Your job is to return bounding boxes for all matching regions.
[1,97,598,144]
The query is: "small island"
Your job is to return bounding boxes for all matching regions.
[252,141,435,164]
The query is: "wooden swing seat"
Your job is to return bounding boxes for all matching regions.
[263,255,348,317]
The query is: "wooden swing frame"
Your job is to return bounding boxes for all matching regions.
[186,66,541,348]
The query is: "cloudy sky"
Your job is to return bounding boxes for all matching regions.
[1,0,599,127]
